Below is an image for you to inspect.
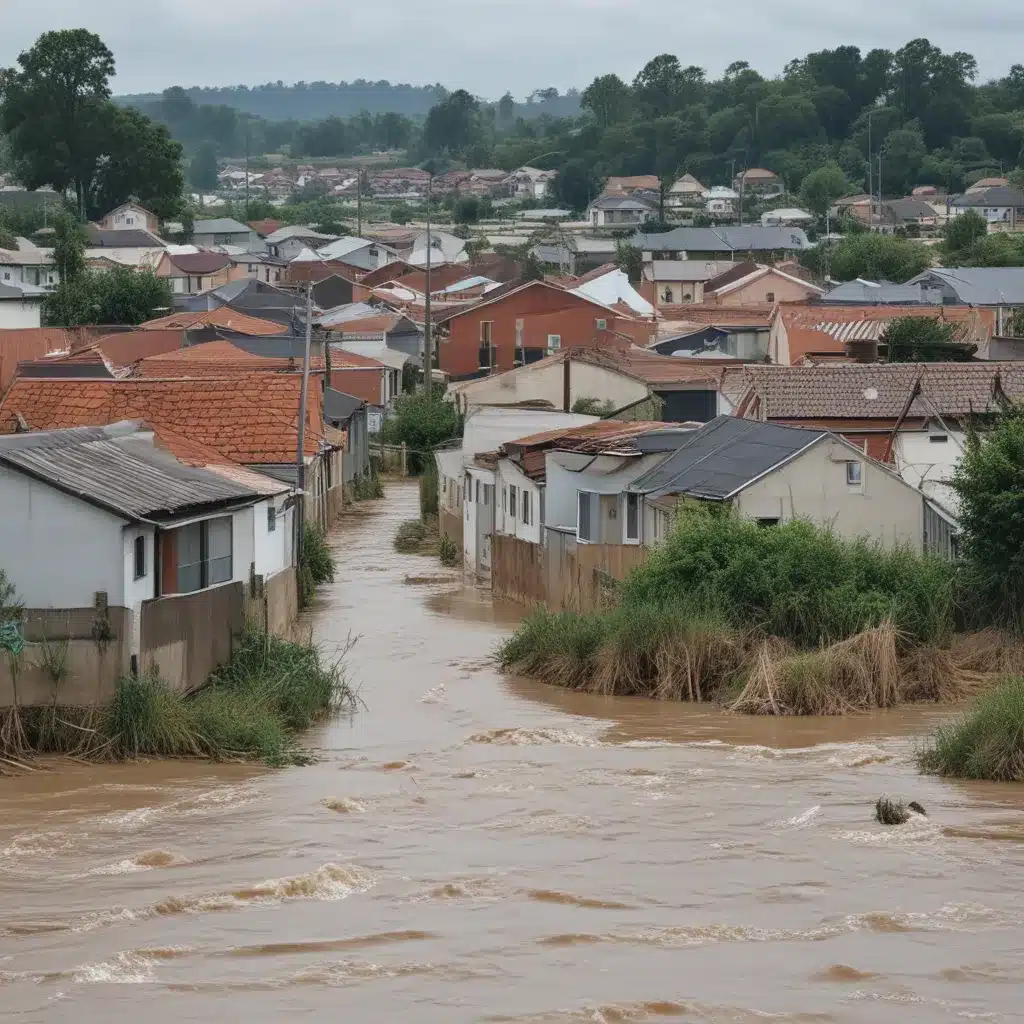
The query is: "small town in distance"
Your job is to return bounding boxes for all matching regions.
[2,21,1024,1022]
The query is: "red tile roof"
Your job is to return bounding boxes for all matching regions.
[330,349,387,369]
[139,308,284,336]
[134,341,327,377]
[324,314,402,335]
[658,303,774,327]
[0,329,74,392]
[0,375,328,463]
[739,362,1024,420]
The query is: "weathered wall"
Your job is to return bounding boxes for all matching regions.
[491,531,649,613]
[0,606,131,707]
[140,582,244,693]
[244,568,299,639]
[439,508,464,555]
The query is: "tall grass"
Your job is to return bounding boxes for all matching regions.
[918,677,1024,781]
[4,630,355,766]
[298,525,336,608]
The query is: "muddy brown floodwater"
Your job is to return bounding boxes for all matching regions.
[3,482,1024,1022]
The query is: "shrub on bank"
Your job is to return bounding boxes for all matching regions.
[298,525,336,607]
[918,676,1024,781]
[621,507,955,647]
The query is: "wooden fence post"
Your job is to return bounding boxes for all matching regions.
[401,442,408,476]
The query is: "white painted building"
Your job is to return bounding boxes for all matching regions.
[0,424,294,656]
[0,283,45,328]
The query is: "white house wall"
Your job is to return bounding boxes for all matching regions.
[253,498,293,579]
[496,459,542,544]
[451,362,646,415]
[0,299,43,329]
[893,426,964,517]
[734,440,925,550]
[0,467,128,608]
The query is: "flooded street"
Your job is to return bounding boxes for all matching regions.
[3,481,1024,1022]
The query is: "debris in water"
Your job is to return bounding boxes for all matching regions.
[908,801,927,817]
[875,797,910,825]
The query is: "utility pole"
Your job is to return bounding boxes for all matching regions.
[878,152,883,224]
[244,122,251,223]
[423,173,433,398]
[295,284,313,561]
[356,168,363,237]
[738,169,745,227]
[867,113,872,231]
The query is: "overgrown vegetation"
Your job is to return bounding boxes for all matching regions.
[394,516,439,556]
[381,392,463,475]
[571,397,617,416]
[2,630,356,767]
[498,507,975,714]
[918,677,1024,781]
[353,473,386,501]
[297,524,336,608]
[875,797,911,825]
[883,317,978,362]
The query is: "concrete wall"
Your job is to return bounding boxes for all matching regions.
[439,507,463,556]
[0,466,128,608]
[0,605,132,707]
[735,439,926,550]
[140,581,244,693]
[244,567,299,639]
[0,299,43,329]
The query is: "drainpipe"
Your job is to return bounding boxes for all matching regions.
[563,351,571,411]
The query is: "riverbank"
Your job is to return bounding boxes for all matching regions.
[0,629,356,769]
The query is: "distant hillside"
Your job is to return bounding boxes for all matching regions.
[117,82,581,121]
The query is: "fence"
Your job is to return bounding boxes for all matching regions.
[491,530,649,613]
[140,582,244,693]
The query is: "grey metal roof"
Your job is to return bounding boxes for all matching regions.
[86,227,164,248]
[627,415,827,500]
[324,388,365,424]
[818,280,943,305]
[633,226,810,253]
[0,423,266,522]
[908,267,1024,306]
[950,187,1024,208]
[193,218,252,234]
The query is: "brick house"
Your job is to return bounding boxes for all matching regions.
[436,280,645,380]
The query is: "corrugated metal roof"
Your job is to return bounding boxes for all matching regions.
[627,415,827,500]
[0,424,267,521]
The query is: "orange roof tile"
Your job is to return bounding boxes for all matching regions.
[0,375,329,464]
[329,349,388,369]
[324,314,403,335]
[0,329,74,392]
[138,308,284,336]
[657,303,774,326]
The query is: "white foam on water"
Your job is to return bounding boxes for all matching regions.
[72,952,157,984]
[420,683,446,704]
[774,805,821,829]
[466,727,597,747]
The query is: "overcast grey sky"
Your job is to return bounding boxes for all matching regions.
[3,1,1022,97]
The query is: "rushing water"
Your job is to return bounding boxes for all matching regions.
[2,482,1024,1022]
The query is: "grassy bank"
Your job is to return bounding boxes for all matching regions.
[497,507,1017,715]
[918,676,1024,781]
[1,630,357,767]
[298,524,336,608]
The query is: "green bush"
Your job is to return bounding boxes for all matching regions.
[381,391,463,473]
[354,474,385,500]
[620,506,955,647]
[420,462,439,518]
[438,533,459,567]
[918,677,1024,781]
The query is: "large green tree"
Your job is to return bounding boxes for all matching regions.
[800,162,851,215]
[1,30,183,220]
[189,141,219,191]
[804,232,932,282]
[44,267,172,327]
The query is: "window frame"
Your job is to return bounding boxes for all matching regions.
[845,460,863,486]
[509,485,518,520]
[547,333,561,352]
[133,534,147,581]
[267,506,277,533]
[624,492,640,543]
[578,490,593,543]
[175,516,234,594]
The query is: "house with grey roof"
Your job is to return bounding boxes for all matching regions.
[193,218,263,250]
[587,193,659,228]
[906,267,1024,333]
[633,225,810,260]
[624,415,947,554]
[949,186,1024,230]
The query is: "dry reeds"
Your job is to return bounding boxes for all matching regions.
[875,796,911,825]
[731,622,902,716]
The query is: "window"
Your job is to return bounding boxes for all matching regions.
[480,321,493,345]
[547,334,561,352]
[509,485,518,519]
[133,535,147,580]
[625,493,639,542]
[578,491,593,542]
[929,435,949,444]
[522,490,532,526]
[502,487,507,513]
[846,461,863,486]
[765,292,775,303]
[176,517,233,594]
[267,506,277,532]
[596,318,607,331]
[756,517,780,528]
